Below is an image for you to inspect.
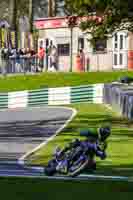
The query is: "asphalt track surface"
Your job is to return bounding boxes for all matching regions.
[0,107,73,162]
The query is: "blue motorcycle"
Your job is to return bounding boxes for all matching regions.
[45,128,109,177]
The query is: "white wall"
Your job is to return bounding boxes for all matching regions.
[38,27,115,71]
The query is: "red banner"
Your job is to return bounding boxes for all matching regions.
[34,16,102,30]
[34,18,68,29]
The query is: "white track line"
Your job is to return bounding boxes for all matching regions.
[18,106,77,165]
[79,174,129,181]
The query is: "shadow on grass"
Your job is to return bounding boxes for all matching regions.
[79,114,130,124]
[112,130,133,138]
[58,112,133,138]
[71,113,132,128]
[92,162,133,177]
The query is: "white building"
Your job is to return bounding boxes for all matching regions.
[34,16,129,72]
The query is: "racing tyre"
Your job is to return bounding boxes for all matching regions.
[45,159,57,176]
[67,155,89,177]
[45,166,56,176]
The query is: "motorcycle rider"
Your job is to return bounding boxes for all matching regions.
[53,125,111,158]
[45,125,111,176]
[60,125,111,172]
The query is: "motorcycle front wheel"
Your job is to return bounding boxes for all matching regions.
[44,159,57,176]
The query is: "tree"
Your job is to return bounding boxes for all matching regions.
[65,0,131,45]
[0,0,9,20]
[11,0,18,47]
[9,0,29,48]
[0,0,32,48]
[29,0,33,33]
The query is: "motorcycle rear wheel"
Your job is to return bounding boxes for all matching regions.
[67,158,89,177]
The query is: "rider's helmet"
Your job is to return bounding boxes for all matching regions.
[99,125,111,142]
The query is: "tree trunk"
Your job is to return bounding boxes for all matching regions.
[29,0,33,33]
[9,0,18,48]
[70,27,73,72]
[48,0,56,17]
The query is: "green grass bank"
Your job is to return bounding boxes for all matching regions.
[0,177,133,200]
[0,71,133,92]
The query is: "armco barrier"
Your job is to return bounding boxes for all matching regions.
[0,84,104,109]
[0,93,8,109]
[103,83,133,120]
[1,82,133,119]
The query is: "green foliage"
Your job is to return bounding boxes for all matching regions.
[0,0,9,20]
[0,0,29,22]
[65,0,132,45]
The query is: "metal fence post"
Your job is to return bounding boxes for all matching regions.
[70,27,73,72]
[97,53,99,71]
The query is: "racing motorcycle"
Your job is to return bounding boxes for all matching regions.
[44,128,109,177]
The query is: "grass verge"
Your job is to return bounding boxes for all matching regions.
[0,177,133,200]
[0,71,133,91]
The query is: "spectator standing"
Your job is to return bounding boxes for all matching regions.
[26,48,31,72]
[20,48,26,73]
[50,45,58,71]
[0,49,2,73]
[9,48,17,73]
[38,46,45,72]
[48,40,54,70]
[1,48,10,75]
[79,48,85,72]
[30,48,37,73]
